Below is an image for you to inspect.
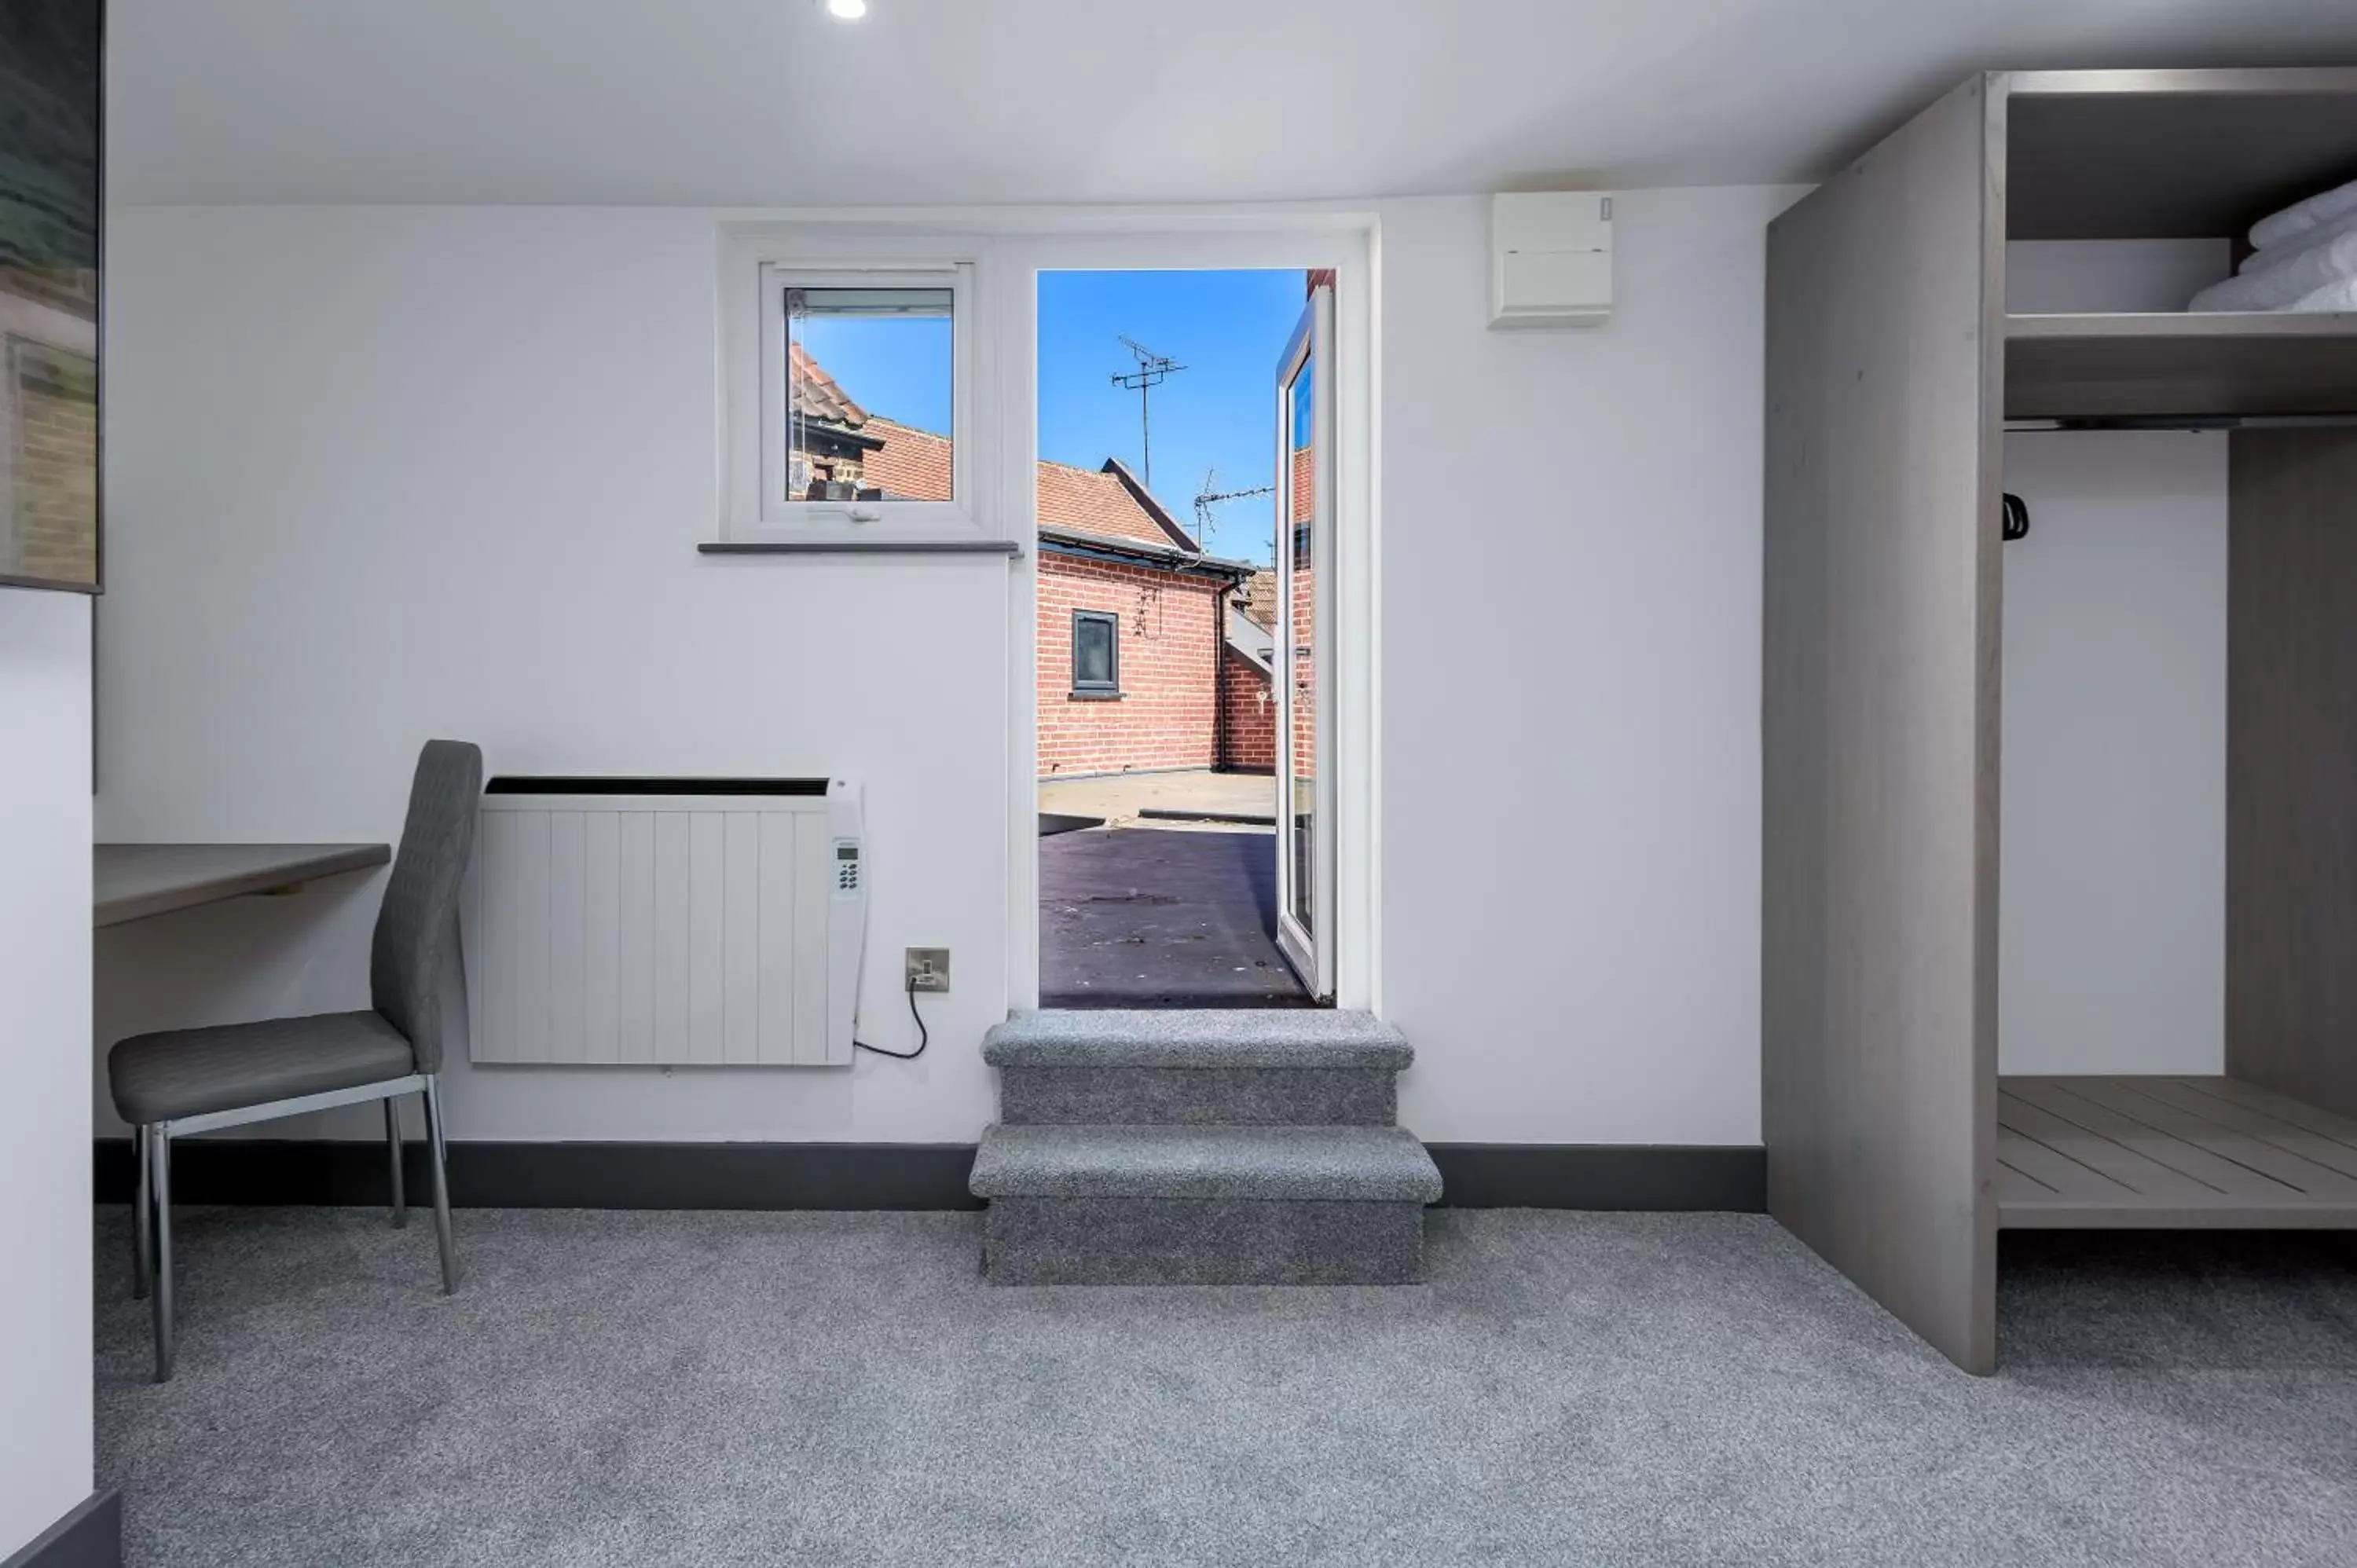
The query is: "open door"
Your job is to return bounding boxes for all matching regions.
[1274,280,1336,1000]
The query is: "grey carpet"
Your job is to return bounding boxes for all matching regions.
[93,1207,2357,1567]
[984,1006,1406,1127]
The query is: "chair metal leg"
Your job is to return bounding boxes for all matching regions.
[151,1126,175,1383]
[421,1077,458,1295]
[384,1097,408,1229]
[133,1124,153,1302]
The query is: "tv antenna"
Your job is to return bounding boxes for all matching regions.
[1111,336,1186,488]
[1191,467,1274,553]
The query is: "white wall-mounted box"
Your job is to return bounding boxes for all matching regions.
[1490,192,1613,329]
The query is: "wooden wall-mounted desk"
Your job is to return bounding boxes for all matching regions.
[95,844,391,928]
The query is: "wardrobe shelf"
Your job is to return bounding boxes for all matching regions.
[2005,311,2357,422]
[2005,70,2357,241]
[1997,1075,2357,1229]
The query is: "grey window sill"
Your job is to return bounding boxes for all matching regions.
[700,539,1023,557]
[1069,690,1124,702]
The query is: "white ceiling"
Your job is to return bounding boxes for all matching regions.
[108,0,2357,206]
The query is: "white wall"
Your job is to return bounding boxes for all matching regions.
[2005,238,2230,315]
[1997,431,2227,1075]
[98,207,1006,1143]
[101,190,1799,1149]
[1379,188,1803,1145]
[0,589,93,1555]
[1995,240,2231,1077]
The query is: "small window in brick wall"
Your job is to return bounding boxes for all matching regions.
[1072,610,1120,698]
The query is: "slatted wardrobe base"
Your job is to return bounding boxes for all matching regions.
[1997,1075,2357,1229]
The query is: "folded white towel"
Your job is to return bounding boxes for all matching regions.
[2286,274,2357,313]
[2190,230,2357,311]
[2249,204,2357,273]
[2251,177,2357,251]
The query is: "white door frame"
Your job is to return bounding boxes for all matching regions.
[991,215,1380,1013]
[1272,281,1336,998]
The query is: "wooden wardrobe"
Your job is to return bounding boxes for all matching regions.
[1762,68,2357,1373]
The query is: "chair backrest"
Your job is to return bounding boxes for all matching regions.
[372,739,483,1073]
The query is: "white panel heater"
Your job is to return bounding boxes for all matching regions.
[464,778,866,1066]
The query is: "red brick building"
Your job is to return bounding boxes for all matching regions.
[1285,439,1317,786]
[1033,462,1266,778]
[786,351,1270,779]
[1222,573,1280,775]
[1224,440,1321,789]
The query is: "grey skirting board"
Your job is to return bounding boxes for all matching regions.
[1424,1144,1766,1211]
[2,1491,120,1568]
[92,1140,1767,1214]
[92,1139,986,1211]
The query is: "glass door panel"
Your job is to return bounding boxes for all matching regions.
[1274,282,1335,998]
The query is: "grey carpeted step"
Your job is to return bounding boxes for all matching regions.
[984,1009,1413,1127]
[972,1123,1442,1200]
[981,1197,1429,1285]
[984,1009,1415,1070]
[971,1123,1441,1284]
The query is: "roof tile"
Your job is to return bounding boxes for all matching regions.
[787,342,869,430]
[860,417,953,502]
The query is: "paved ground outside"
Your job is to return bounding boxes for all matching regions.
[1039,769,1277,831]
[1039,827,1310,1009]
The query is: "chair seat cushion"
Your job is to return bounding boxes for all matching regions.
[109,1011,417,1127]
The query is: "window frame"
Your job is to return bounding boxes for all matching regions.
[719,233,990,546]
[1069,608,1121,698]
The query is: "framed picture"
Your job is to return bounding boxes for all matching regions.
[0,0,102,594]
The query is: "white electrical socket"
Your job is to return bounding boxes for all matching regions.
[905,948,950,993]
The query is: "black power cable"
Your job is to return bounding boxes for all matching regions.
[852,976,929,1061]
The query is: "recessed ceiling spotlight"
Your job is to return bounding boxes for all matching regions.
[826,0,868,18]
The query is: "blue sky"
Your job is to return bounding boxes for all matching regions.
[1037,269,1307,562]
[799,269,1306,564]
[797,313,954,431]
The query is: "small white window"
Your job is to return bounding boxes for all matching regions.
[721,247,985,544]
[1071,609,1120,698]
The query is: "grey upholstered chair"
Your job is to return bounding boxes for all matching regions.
[108,739,484,1381]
